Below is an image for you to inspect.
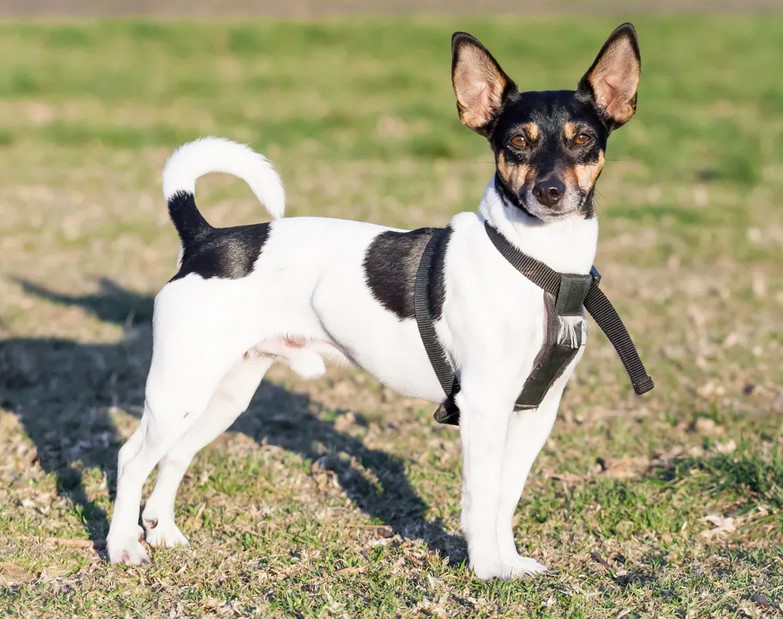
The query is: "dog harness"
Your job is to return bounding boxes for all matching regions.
[414,222,654,426]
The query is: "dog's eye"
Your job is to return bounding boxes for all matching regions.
[575,133,592,146]
[510,135,528,148]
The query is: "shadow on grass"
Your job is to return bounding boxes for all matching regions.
[0,278,465,563]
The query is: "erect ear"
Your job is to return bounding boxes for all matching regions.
[451,32,517,137]
[577,23,641,130]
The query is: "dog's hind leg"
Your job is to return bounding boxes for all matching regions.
[107,336,249,564]
[142,353,273,549]
[108,402,200,564]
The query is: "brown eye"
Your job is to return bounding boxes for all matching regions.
[510,135,528,148]
[575,133,592,146]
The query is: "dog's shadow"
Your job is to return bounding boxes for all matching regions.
[1,278,465,564]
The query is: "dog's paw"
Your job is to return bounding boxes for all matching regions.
[470,552,506,580]
[107,525,149,565]
[505,555,548,578]
[472,554,548,580]
[144,519,190,549]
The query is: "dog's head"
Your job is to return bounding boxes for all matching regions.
[452,24,641,221]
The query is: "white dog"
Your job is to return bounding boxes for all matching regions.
[107,24,649,579]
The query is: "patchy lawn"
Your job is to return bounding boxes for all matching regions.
[0,16,781,618]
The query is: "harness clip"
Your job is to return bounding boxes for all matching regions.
[555,273,593,316]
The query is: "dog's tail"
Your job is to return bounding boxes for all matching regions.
[162,137,285,245]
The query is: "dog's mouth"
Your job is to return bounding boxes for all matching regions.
[512,193,587,222]
[495,175,593,221]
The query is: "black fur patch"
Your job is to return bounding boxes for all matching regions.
[363,227,452,320]
[167,192,211,246]
[428,227,451,320]
[170,223,270,282]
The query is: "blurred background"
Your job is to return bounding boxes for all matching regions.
[0,2,781,617]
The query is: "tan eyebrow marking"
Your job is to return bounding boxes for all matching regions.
[564,121,579,140]
[520,122,540,141]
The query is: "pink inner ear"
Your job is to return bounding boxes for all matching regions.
[599,69,636,123]
[597,73,625,112]
[454,45,507,130]
[464,82,495,127]
[589,40,639,125]
[602,75,622,100]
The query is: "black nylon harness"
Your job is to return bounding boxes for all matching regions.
[414,222,654,426]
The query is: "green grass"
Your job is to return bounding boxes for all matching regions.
[0,15,782,618]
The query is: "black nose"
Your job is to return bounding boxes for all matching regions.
[533,180,565,207]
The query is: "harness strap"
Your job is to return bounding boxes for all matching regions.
[414,222,654,427]
[484,222,654,396]
[414,229,456,398]
[583,284,655,395]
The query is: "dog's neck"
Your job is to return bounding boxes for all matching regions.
[478,177,599,275]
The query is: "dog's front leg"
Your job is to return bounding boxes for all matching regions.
[457,387,515,579]
[494,392,562,577]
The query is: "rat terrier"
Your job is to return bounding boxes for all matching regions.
[107,23,642,579]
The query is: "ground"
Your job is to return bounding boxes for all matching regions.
[0,15,781,619]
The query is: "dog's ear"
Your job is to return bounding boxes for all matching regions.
[451,32,517,137]
[577,23,641,130]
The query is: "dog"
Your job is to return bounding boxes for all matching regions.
[107,23,641,579]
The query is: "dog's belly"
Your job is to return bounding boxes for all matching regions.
[310,264,447,401]
[320,314,446,402]
[250,337,349,377]
[246,317,444,402]
[250,328,444,402]
[235,217,448,402]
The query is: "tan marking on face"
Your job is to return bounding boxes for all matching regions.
[521,122,540,141]
[564,122,579,141]
[497,151,530,194]
[524,165,537,187]
[562,166,578,193]
[573,151,606,192]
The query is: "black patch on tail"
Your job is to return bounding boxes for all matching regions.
[168,191,211,246]
[168,190,271,281]
[171,223,270,282]
[363,227,452,320]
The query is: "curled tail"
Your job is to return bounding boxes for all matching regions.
[162,137,285,246]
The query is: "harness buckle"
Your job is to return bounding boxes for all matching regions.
[555,273,593,316]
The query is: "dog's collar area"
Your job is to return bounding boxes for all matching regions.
[414,222,654,427]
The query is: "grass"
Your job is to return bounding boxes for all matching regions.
[0,15,782,618]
